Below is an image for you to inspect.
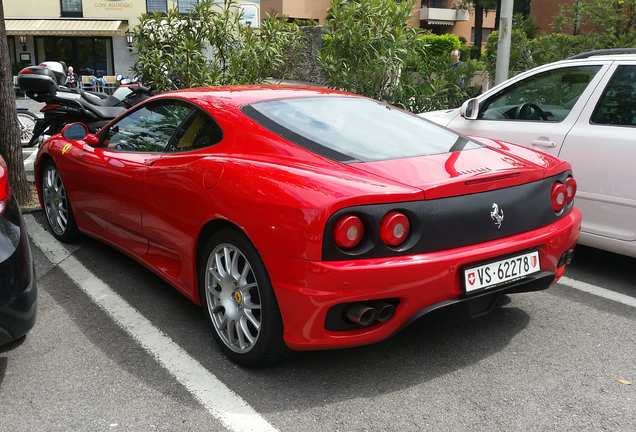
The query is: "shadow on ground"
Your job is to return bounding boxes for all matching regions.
[34,218,531,413]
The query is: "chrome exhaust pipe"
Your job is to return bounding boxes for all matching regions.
[374,302,395,323]
[345,304,377,326]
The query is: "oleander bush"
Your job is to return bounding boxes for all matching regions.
[132,0,304,91]
[319,0,482,112]
[415,34,462,58]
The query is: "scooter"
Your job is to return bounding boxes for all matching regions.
[18,61,152,146]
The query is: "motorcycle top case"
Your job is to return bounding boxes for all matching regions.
[18,66,60,102]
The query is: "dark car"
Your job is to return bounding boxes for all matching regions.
[0,156,36,346]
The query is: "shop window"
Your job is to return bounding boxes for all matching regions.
[178,0,198,14]
[147,0,168,13]
[36,37,114,77]
[60,0,83,17]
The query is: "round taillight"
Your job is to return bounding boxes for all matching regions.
[380,211,410,247]
[333,215,364,249]
[565,177,577,203]
[551,182,567,212]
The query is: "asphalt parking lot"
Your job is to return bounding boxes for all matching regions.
[1,212,634,432]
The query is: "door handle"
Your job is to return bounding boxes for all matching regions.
[531,137,557,148]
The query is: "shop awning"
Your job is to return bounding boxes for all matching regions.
[4,19,128,36]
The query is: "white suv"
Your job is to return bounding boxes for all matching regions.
[420,49,636,258]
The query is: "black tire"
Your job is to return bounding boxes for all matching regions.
[198,228,287,367]
[39,161,80,243]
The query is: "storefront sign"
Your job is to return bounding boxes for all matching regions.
[93,1,134,11]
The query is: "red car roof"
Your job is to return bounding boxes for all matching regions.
[157,85,356,107]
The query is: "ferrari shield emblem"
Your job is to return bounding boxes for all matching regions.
[61,143,72,155]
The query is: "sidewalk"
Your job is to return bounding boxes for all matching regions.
[16,97,44,114]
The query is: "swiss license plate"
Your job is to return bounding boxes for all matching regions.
[463,250,540,293]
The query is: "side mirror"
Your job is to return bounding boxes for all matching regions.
[460,98,480,120]
[61,122,99,145]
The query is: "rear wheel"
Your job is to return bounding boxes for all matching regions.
[199,228,286,367]
[17,111,37,147]
[41,162,79,242]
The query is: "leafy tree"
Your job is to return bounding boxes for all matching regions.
[0,0,30,203]
[457,0,531,53]
[132,0,304,91]
[455,0,498,57]
[556,0,636,43]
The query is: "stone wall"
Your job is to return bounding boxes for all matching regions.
[284,26,326,85]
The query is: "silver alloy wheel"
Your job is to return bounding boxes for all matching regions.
[205,243,262,353]
[17,113,36,146]
[42,165,69,236]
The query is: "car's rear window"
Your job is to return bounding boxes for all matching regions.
[243,96,481,162]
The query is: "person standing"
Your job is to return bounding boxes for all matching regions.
[450,49,466,89]
[450,49,464,69]
[66,66,78,88]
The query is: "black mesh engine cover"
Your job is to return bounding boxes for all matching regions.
[322,172,573,261]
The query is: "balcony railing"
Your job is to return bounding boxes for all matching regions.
[419,7,469,23]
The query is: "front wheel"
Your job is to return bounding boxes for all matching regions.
[17,111,37,147]
[199,228,286,367]
[40,162,79,242]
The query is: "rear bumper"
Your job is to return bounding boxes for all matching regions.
[271,208,581,351]
[0,200,37,346]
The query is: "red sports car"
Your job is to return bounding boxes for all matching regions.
[35,86,581,366]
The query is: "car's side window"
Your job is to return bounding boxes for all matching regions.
[104,102,194,152]
[479,65,601,122]
[591,65,636,127]
[167,109,224,153]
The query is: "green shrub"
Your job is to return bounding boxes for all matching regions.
[132,0,304,91]
[320,0,482,112]
[415,34,461,58]
[485,29,534,79]
[319,0,417,101]
[528,33,600,66]
[486,31,636,80]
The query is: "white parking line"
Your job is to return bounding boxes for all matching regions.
[25,215,278,432]
[559,276,636,308]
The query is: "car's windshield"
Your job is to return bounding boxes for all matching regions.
[245,96,481,162]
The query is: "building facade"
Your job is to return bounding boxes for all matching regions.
[260,0,497,46]
[260,0,331,24]
[530,0,567,32]
[3,0,260,76]
[419,0,497,44]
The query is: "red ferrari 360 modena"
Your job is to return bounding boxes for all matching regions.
[35,86,581,366]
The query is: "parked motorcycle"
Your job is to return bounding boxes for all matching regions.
[16,108,38,147]
[17,62,152,146]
